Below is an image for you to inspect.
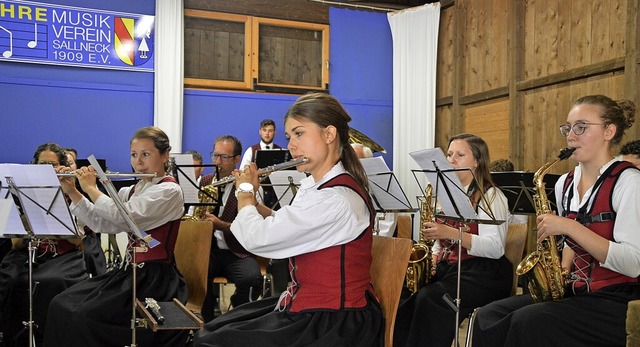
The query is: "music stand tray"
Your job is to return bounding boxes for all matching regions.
[136,298,203,331]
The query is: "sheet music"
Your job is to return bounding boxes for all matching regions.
[171,153,199,204]
[268,171,306,206]
[409,148,479,222]
[0,199,27,236]
[361,157,414,212]
[0,164,77,237]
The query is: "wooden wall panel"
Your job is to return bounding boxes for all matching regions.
[522,73,627,174]
[185,0,329,24]
[463,0,508,96]
[464,99,510,162]
[436,6,455,99]
[435,105,453,152]
[523,0,627,79]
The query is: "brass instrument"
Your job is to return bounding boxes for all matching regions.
[515,147,575,302]
[187,178,219,221]
[348,127,386,154]
[405,184,435,293]
[210,157,308,188]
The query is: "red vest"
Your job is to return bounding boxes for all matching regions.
[280,173,375,312]
[437,220,479,263]
[562,161,639,291]
[128,177,181,263]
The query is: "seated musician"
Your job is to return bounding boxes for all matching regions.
[619,139,640,168]
[65,147,107,277]
[471,95,640,346]
[200,135,263,322]
[43,127,188,347]
[194,93,383,346]
[394,134,512,347]
[0,143,88,347]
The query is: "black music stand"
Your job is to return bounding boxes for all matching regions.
[490,171,561,215]
[264,170,306,209]
[410,148,504,347]
[0,163,80,347]
[170,154,220,214]
[360,157,417,235]
[255,150,292,210]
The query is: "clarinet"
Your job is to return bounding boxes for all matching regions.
[145,298,164,323]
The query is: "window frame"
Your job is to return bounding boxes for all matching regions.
[184,10,329,93]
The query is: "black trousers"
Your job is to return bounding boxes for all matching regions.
[472,283,639,347]
[201,248,262,323]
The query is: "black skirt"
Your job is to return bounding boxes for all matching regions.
[43,261,188,347]
[0,249,88,347]
[194,293,384,347]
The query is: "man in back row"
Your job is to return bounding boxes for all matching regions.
[240,119,281,169]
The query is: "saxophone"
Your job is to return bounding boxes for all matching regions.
[405,184,435,293]
[516,147,575,302]
[184,179,219,221]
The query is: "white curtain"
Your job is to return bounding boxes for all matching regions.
[388,3,440,239]
[154,0,184,152]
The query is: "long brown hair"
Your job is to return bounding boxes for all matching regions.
[285,93,369,191]
[448,133,495,207]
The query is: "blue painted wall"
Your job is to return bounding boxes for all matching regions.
[0,2,393,172]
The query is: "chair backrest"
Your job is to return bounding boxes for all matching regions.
[174,220,213,314]
[504,223,528,295]
[396,214,412,240]
[371,235,413,347]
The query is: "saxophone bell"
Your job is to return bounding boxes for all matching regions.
[405,184,436,293]
[515,147,575,302]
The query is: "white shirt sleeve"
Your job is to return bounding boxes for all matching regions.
[230,185,370,259]
[239,147,253,170]
[467,187,510,259]
[70,180,184,234]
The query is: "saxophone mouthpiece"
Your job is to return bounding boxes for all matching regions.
[558,147,576,160]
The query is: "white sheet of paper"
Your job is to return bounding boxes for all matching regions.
[268,171,307,206]
[0,163,77,236]
[0,199,28,236]
[409,148,479,221]
[360,157,413,212]
[171,153,200,204]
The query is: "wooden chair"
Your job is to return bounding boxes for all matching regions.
[213,256,272,313]
[396,214,413,240]
[504,223,528,295]
[627,299,640,346]
[174,220,213,314]
[371,235,413,347]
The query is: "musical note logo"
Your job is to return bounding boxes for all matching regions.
[0,26,12,58]
[27,23,37,49]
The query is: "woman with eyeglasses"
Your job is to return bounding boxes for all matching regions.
[472,95,640,346]
[43,127,188,347]
[0,142,88,347]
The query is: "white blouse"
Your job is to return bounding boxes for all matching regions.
[231,162,370,259]
[70,177,184,234]
[432,186,510,259]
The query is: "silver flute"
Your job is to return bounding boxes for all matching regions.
[210,157,308,187]
[57,172,156,178]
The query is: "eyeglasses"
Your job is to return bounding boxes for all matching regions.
[210,152,237,162]
[559,122,605,137]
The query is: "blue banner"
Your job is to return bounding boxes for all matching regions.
[0,0,154,71]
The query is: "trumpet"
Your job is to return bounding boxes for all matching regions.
[57,172,156,178]
[210,157,308,188]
